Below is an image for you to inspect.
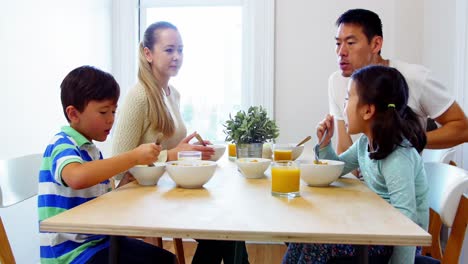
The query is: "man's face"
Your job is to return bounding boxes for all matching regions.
[335,23,378,77]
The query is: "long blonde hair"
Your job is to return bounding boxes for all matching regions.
[138,21,178,136]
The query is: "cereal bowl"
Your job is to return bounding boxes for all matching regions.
[291,145,305,160]
[129,163,166,186]
[209,144,227,161]
[273,144,305,161]
[299,159,345,186]
[166,160,217,188]
[236,158,271,179]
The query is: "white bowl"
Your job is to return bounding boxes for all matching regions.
[129,163,166,186]
[236,158,271,179]
[291,145,305,160]
[209,144,226,161]
[299,159,345,186]
[166,160,217,188]
[273,144,305,161]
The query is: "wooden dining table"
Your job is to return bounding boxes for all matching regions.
[40,154,431,263]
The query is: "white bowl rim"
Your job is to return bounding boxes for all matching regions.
[298,159,345,166]
[166,160,217,166]
[134,162,166,168]
[236,157,271,163]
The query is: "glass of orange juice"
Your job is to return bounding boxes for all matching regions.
[228,143,236,161]
[271,161,300,198]
[273,144,293,161]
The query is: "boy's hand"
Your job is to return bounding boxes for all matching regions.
[316,114,335,148]
[133,143,162,165]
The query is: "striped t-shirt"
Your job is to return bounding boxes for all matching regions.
[38,126,112,264]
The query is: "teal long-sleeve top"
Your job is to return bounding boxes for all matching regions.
[320,135,429,264]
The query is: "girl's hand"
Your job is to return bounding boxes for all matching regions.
[316,114,335,148]
[132,143,162,165]
[169,132,215,160]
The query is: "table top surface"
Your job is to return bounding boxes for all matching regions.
[40,155,431,246]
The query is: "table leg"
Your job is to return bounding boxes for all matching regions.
[356,245,368,264]
[109,236,119,264]
[233,241,244,264]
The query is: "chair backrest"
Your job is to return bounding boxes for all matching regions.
[422,162,468,263]
[422,148,456,165]
[0,153,42,264]
[424,162,468,227]
[0,154,42,208]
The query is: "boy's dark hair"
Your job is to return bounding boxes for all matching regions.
[336,9,383,43]
[61,66,120,121]
[351,65,427,160]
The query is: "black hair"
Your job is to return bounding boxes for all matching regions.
[351,65,427,160]
[337,9,383,54]
[60,65,120,121]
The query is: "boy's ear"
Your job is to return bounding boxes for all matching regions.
[65,105,80,123]
[362,104,375,121]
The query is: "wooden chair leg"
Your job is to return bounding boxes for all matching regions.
[0,217,16,264]
[422,208,443,260]
[443,195,468,264]
[142,237,163,248]
[174,238,185,264]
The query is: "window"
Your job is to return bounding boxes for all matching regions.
[143,5,242,140]
[112,0,274,141]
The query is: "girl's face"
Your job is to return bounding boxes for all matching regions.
[344,80,367,135]
[146,28,184,79]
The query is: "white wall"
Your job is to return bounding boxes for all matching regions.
[0,0,112,263]
[274,0,423,151]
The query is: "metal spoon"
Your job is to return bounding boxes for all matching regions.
[314,130,327,163]
[296,136,312,147]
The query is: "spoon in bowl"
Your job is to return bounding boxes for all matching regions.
[148,138,162,167]
[296,135,312,147]
[314,130,327,164]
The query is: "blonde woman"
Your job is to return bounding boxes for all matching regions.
[112,21,249,264]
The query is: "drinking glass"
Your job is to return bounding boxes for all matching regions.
[178,151,202,160]
[271,161,300,198]
[228,143,236,161]
[273,144,294,161]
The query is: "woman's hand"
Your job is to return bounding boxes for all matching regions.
[316,114,335,148]
[168,132,215,161]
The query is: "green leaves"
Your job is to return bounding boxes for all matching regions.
[223,106,279,144]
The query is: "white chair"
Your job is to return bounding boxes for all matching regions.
[422,148,456,165]
[421,162,468,263]
[0,154,42,264]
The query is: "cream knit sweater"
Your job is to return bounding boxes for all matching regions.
[111,82,187,179]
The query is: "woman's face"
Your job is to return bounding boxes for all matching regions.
[146,28,184,79]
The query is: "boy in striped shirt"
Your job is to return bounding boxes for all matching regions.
[38,66,176,264]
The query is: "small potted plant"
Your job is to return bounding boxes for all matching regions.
[223,106,279,158]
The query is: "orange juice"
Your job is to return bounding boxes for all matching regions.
[274,150,293,161]
[228,143,236,160]
[271,161,300,198]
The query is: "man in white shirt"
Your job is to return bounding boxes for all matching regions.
[329,8,468,154]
